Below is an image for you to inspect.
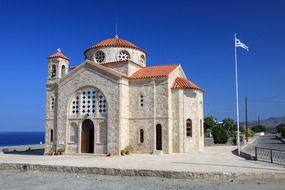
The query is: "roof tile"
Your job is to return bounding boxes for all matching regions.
[130,64,179,79]
[48,51,69,60]
[84,37,146,54]
[172,77,202,91]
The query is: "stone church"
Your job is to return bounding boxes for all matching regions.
[45,36,204,155]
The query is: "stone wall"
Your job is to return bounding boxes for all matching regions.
[53,62,122,155]
[45,59,204,155]
[128,78,170,153]
[85,47,146,67]
[102,61,143,77]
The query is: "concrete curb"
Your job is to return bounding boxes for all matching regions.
[0,163,284,180]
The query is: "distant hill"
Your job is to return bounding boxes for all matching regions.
[242,116,285,129]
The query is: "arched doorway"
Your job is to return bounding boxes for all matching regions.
[156,124,162,150]
[81,119,94,153]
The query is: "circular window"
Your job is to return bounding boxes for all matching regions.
[95,51,105,63]
[117,50,130,61]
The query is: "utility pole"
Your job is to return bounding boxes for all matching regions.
[245,96,248,142]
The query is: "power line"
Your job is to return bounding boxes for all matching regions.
[248,99,285,103]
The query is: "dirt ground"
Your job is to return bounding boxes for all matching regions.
[0,170,284,190]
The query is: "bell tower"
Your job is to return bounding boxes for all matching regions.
[47,48,69,80]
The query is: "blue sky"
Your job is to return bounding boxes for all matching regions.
[0,0,284,131]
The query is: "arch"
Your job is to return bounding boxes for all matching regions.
[81,119,94,153]
[140,54,145,64]
[156,124,162,150]
[186,119,192,137]
[68,87,108,117]
[69,122,78,143]
[61,65,66,77]
[51,65,56,78]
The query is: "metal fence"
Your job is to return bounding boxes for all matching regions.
[255,147,285,165]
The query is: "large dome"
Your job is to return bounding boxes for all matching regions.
[84,37,146,55]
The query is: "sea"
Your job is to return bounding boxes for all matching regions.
[0,132,45,147]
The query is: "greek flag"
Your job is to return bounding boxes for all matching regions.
[235,38,249,51]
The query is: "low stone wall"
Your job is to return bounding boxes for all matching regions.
[0,163,284,180]
[204,137,236,146]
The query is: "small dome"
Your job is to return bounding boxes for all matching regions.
[48,50,69,60]
[84,37,146,55]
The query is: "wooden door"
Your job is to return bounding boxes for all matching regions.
[81,119,94,153]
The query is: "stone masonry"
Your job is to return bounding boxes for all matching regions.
[45,37,204,155]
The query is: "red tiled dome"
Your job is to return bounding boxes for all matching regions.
[84,37,146,54]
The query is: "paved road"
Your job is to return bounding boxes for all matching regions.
[0,170,284,190]
[243,134,285,155]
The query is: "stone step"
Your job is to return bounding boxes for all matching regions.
[152,150,163,155]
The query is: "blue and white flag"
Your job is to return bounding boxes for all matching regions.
[235,38,249,51]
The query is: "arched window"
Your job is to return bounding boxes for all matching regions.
[50,129,53,142]
[186,119,192,137]
[139,129,144,143]
[61,65,66,77]
[139,54,145,64]
[69,87,107,117]
[51,65,56,78]
[69,123,78,143]
[117,50,130,61]
[139,94,144,107]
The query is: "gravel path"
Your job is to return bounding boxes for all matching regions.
[0,170,284,190]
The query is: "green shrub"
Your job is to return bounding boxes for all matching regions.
[124,145,134,154]
[57,148,65,153]
[276,123,285,133]
[245,128,254,137]
[211,125,228,144]
[252,125,266,133]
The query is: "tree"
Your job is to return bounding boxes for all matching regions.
[245,128,254,137]
[211,125,228,144]
[222,118,234,131]
[276,123,285,133]
[280,127,285,138]
[204,116,216,130]
[276,123,285,137]
[204,116,216,137]
[252,125,266,133]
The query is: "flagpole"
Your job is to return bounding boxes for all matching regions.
[234,34,241,155]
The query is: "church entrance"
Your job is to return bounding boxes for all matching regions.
[81,119,94,153]
[156,124,162,150]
